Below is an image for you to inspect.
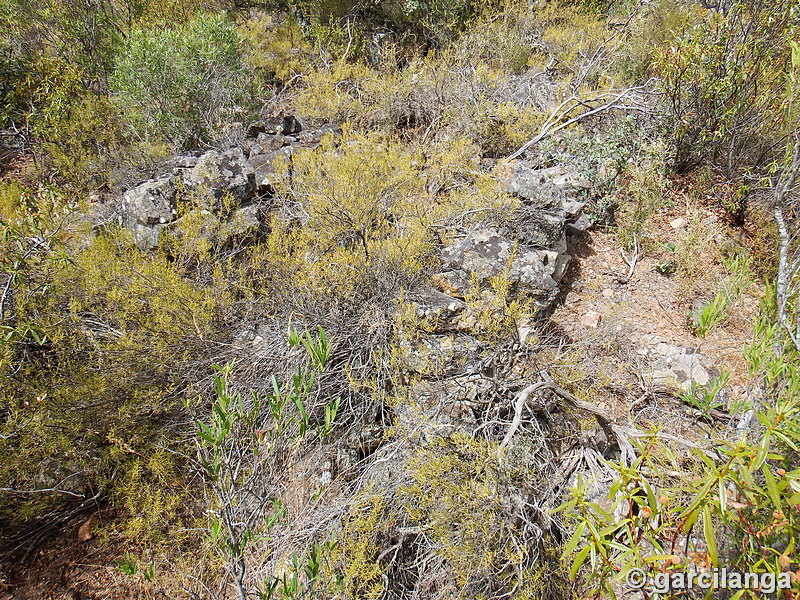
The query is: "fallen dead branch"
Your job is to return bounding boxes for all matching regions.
[507,83,655,161]
[498,371,715,470]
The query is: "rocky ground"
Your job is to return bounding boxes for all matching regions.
[3,118,764,599]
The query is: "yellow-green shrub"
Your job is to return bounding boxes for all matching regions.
[462,268,536,343]
[295,60,415,129]
[8,55,86,142]
[537,4,608,88]
[402,433,528,591]
[131,0,229,27]
[254,131,518,308]
[616,0,693,83]
[111,449,190,544]
[40,93,172,191]
[325,495,390,600]
[0,223,225,538]
[472,100,547,156]
[288,129,422,251]
[255,129,432,303]
[614,138,670,251]
[238,12,314,84]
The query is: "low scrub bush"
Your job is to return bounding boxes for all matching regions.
[288,0,501,55]
[111,12,251,148]
[39,93,172,191]
[238,12,314,85]
[614,138,670,251]
[537,3,609,88]
[656,0,800,177]
[401,431,573,599]
[258,130,515,305]
[293,2,627,153]
[0,206,229,541]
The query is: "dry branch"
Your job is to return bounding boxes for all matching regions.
[507,83,654,160]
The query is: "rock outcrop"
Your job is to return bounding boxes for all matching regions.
[120,175,177,249]
[117,116,339,249]
[635,335,718,390]
[180,147,255,208]
[437,228,559,303]
[116,126,591,326]
[497,163,592,208]
[430,162,593,308]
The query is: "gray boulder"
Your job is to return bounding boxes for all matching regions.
[249,133,287,157]
[409,289,467,333]
[397,333,483,377]
[128,222,168,250]
[635,335,718,390]
[439,229,559,300]
[246,115,302,138]
[174,153,200,169]
[184,148,255,208]
[508,208,568,250]
[297,124,342,148]
[498,163,591,208]
[498,162,595,249]
[120,175,176,249]
[537,250,571,283]
[121,175,175,226]
[250,147,293,191]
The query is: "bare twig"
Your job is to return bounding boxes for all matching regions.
[619,233,639,283]
[507,84,653,160]
[0,486,85,498]
[499,382,548,449]
[773,135,800,352]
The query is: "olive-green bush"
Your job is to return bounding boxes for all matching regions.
[111,12,250,148]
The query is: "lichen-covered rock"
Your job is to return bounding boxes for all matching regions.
[246,115,302,138]
[439,229,559,300]
[184,147,255,208]
[249,147,293,191]
[537,249,571,282]
[297,124,342,148]
[249,132,287,157]
[509,209,568,250]
[409,289,467,333]
[120,175,176,249]
[635,335,718,390]
[121,175,176,226]
[497,163,593,240]
[227,204,261,236]
[398,333,483,377]
[497,163,591,208]
[431,270,472,298]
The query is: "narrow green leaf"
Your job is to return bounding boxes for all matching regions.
[599,519,629,538]
[762,466,782,509]
[570,545,591,580]
[683,477,714,525]
[703,505,718,566]
[562,522,586,558]
[738,465,756,492]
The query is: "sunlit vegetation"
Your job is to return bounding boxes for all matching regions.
[1,0,799,598]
